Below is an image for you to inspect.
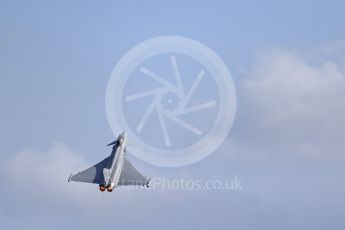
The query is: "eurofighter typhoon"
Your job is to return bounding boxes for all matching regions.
[68,131,150,192]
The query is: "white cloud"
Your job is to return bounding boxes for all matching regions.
[0,143,95,209]
[0,142,191,229]
[241,48,345,125]
[232,47,345,165]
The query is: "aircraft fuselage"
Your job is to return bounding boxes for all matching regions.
[101,131,127,191]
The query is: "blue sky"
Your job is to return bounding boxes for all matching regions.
[1,0,345,229]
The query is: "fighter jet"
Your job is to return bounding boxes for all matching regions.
[68,131,150,192]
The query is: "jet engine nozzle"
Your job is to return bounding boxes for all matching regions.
[107,183,115,192]
[99,185,106,192]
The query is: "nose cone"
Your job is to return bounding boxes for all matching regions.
[121,131,127,139]
[118,131,127,144]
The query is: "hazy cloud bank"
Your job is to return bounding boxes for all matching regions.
[1,45,345,229]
